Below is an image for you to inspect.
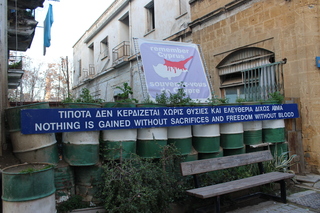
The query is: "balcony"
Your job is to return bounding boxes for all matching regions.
[7,0,44,51]
[8,56,24,89]
[82,64,95,83]
[112,41,130,68]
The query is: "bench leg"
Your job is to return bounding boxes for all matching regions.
[215,196,220,213]
[279,180,287,203]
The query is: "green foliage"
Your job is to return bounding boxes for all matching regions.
[236,98,247,103]
[19,164,54,174]
[141,96,155,104]
[197,164,260,187]
[115,82,138,103]
[155,90,169,105]
[267,91,284,104]
[264,151,297,174]
[8,60,22,69]
[206,92,229,105]
[155,82,193,106]
[62,88,104,104]
[168,86,193,105]
[61,94,74,103]
[57,195,90,213]
[100,146,189,213]
[197,151,296,192]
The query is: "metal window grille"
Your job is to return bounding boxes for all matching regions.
[242,61,285,101]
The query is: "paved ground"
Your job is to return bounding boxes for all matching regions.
[226,190,320,213]
[225,174,320,213]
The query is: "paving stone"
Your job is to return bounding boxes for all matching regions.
[296,174,320,183]
[313,181,320,189]
[288,191,320,210]
[225,201,316,213]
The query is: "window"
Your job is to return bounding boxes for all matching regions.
[100,36,109,59]
[145,1,155,32]
[88,42,94,50]
[179,0,187,16]
[88,43,94,75]
[217,48,284,102]
[223,86,245,103]
[78,59,82,77]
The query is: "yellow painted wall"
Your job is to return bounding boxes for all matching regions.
[190,0,320,173]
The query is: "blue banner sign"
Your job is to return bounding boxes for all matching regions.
[20,104,299,134]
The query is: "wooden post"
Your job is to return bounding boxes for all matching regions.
[285,98,305,174]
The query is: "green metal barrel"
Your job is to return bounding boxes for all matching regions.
[2,163,56,213]
[101,102,137,160]
[245,145,265,153]
[136,103,167,158]
[269,142,288,157]
[62,103,101,166]
[74,163,103,203]
[262,119,285,143]
[223,146,246,156]
[198,147,223,159]
[192,124,220,153]
[243,121,262,145]
[62,103,101,109]
[62,131,100,166]
[168,125,192,155]
[220,123,244,149]
[54,160,75,204]
[5,102,59,164]
[181,147,198,162]
[5,102,50,132]
[11,135,59,164]
[137,127,167,158]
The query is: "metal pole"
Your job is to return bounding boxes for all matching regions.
[66,56,70,97]
[0,0,8,155]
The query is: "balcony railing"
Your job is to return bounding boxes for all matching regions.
[8,56,24,89]
[112,41,130,66]
[8,56,23,70]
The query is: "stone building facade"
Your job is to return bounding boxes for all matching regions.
[189,0,319,173]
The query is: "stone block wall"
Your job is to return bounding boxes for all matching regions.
[189,0,320,173]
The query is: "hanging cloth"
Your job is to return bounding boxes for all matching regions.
[43,4,54,55]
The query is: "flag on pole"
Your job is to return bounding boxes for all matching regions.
[43,4,54,55]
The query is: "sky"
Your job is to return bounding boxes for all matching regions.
[25,0,114,64]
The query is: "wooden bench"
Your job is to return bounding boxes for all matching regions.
[180,150,295,213]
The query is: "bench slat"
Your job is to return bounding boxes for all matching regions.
[186,172,295,199]
[181,150,273,176]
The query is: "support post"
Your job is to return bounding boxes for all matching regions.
[0,0,8,156]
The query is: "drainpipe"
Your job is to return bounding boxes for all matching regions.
[129,0,134,97]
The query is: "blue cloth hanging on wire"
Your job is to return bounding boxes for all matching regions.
[43,4,54,55]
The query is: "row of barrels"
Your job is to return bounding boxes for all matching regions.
[3,103,98,213]
[3,102,288,213]
[4,102,287,165]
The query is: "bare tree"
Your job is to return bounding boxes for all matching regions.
[9,56,71,103]
[43,62,69,101]
[20,57,45,102]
